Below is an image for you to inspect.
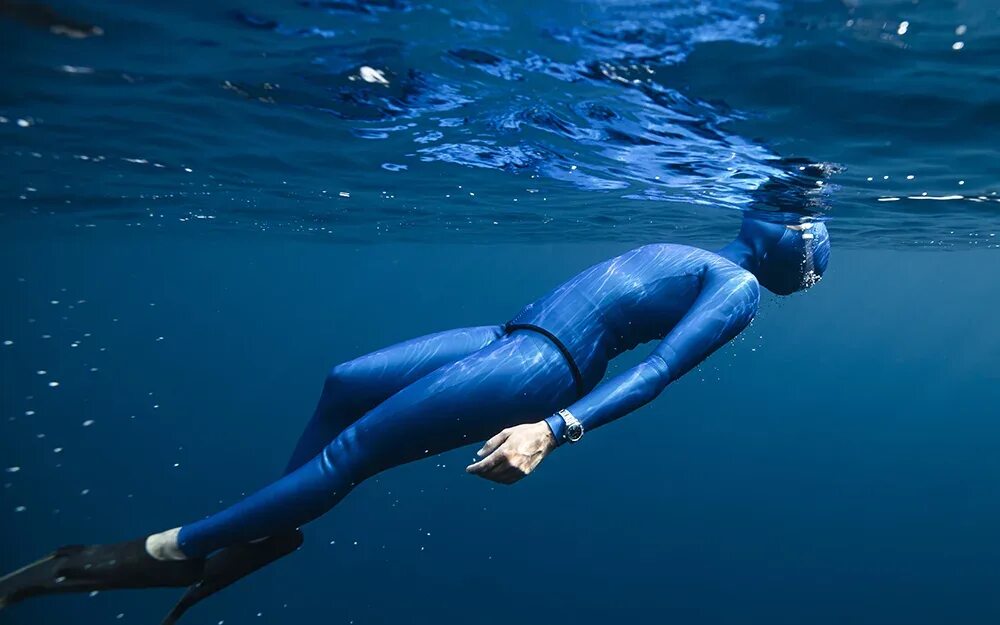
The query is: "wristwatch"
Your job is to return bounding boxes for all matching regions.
[557,409,584,443]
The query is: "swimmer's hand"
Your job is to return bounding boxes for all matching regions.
[465,422,556,485]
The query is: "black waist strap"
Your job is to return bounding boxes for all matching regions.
[504,321,584,398]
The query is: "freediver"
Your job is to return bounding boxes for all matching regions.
[0,214,830,623]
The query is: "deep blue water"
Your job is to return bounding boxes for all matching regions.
[2,1,1000,624]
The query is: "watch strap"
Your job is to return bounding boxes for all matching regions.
[544,412,567,444]
[544,408,583,445]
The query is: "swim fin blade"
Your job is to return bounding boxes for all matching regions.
[0,540,203,609]
[160,530,303,625]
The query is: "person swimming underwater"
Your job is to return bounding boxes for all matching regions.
[0,214,830,622]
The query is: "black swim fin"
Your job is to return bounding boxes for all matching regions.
[160,529,303,625]
[0,538,204,609]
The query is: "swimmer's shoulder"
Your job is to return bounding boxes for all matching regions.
[709,259,760,312]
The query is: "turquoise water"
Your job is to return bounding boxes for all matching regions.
[2,1,1000,624]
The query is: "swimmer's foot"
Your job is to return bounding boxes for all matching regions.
[0,538,204,609]
[160,529,303,625]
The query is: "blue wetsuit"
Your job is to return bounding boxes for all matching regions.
[177,218,830,557]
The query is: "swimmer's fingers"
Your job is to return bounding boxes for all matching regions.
[477,429,512,458]
[466,428,515,479]
[465,446,506,476]
[467,447,529,484]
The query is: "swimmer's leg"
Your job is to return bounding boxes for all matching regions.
[284,325,505,474]
[175,330,577,558]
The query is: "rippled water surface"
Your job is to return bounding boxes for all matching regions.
[3,0,998,244]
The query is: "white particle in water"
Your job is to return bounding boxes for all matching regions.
[906,175,914,180]
[82,419,94,427]
[359,66,389,85]
[37,370,46,375]
[952,41,965,50]
[16,118,31,127]
[959,180,965,185]
[15,506,26,512]
[89,591,99,597]
[2,340,12,346]
[6,467,19,473]
[956,25,967,36]
[54,447,63,453]
[339,191,350,198]
[25,410,34,416]
[48,381,59,388]
[81,489,90,495]
[59,65,95,74]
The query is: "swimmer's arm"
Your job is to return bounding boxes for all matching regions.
[544,270,760,443]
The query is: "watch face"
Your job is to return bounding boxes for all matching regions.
[566,423,584,442]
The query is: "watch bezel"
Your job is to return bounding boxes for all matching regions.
[565,422,584,443]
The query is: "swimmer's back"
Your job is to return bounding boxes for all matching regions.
[510,244,753,386]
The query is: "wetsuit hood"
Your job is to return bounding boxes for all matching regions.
[739,217,830,295]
